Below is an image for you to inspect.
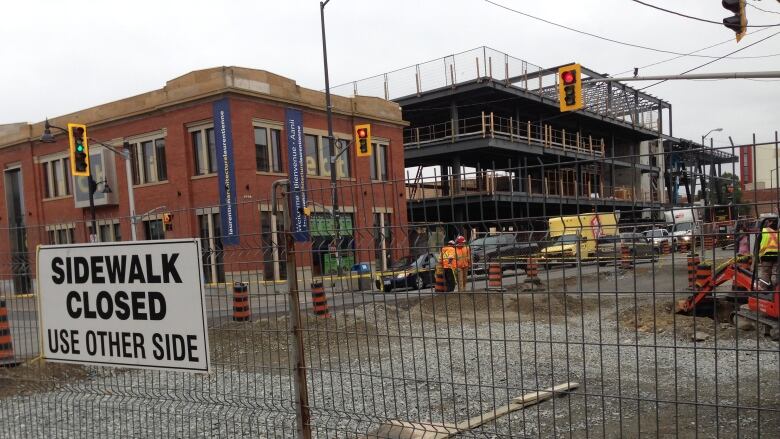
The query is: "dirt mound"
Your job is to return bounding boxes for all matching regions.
[618,301,730,337]
[210,312,380,371]
[0,362,88,399]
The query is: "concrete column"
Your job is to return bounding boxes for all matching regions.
[452,157,462,194]
[440,164,450,196]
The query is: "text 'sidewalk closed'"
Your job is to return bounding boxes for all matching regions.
[37,240,210,373]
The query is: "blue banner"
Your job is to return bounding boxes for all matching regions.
[285,108,309,242]
[213,98,240,246]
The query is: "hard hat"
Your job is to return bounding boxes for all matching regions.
[456,235,466,244]
[448,240,455,245]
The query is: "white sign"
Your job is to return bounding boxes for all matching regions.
[37,239,210,373]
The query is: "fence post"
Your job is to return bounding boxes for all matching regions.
[277,182,312,439]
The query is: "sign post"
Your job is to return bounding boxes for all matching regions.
[36,240,210,373]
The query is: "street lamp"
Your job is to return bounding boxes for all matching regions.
[701,128,723,145]
[320,0,342,274]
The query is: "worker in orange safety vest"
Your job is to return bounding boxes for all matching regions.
[758,217,779,289]
[454,235,471,291]
[440,240,457,292]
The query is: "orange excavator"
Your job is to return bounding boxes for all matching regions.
[676,216,779,340]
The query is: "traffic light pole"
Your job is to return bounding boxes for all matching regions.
[321,0,342,275]
[88,173,98,242]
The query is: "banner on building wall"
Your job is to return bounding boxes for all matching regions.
[285,108,310,242]
[213,98,240,246]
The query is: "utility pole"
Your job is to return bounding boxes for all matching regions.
[320,0,341,274]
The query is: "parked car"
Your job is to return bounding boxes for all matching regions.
[470,232,543,270]
[596,233,656,262]
[643,228,672,250]
[375,252,439,292]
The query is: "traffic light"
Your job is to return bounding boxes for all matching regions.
[722,0,747,42]
[163,212,174,231]
[68,123,90,177]
[355,124,372,157]
[557,64,582,112]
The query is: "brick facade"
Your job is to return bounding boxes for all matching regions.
[0,67,407,291]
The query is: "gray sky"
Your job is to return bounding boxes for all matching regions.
[2,0,779,164]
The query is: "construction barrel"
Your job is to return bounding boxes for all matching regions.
[311,281,330,318]
[232,282,250,322]
[487,262,504,291]
[0,299,16,366]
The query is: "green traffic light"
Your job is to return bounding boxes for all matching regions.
[76,145,84,152]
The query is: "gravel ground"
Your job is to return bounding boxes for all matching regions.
[2,266,779,438]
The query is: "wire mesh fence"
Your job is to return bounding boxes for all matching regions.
[0,156,779,438]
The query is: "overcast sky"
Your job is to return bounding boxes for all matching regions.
[2,0,779,163]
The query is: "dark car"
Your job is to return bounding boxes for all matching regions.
[375,252,439,292]
[470,232,543,271]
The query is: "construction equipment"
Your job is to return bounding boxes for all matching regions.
[676,215,779,340]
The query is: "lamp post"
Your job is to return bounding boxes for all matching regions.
[320,0,343,275]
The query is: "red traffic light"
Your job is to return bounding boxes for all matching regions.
[357,128,368,139]
[561,70,575,85]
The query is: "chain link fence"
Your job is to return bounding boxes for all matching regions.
[1,155,779,438]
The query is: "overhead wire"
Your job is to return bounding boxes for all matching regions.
[639,29,780,90]
[631,0,780,27]
[612,27,772,77]
[748,2,780,15]
[484,0,780,59]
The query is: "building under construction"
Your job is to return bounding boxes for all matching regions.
[333,47,736,229]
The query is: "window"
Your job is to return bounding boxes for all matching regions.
[46,224,76,244]
[130,135,167,184]
[370,143,388,181]
[336,139,350,178]
[303,134,350,178]
[41,157,71,198]
[197,210,225,284]
[89,221,122,242]
[143,219,165,240]
[374,212,392,270]
[260,209,287,280]
[255,126,283,173]
[305,134,320,176]
[191,127,217,176]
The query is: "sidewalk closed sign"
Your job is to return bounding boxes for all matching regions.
[37,240,210,373]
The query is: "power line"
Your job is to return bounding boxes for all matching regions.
[747,1,780,15]
[640,30,780,90]
[484,0,780,59]
[631,0,780,27]
[613,27,772,77]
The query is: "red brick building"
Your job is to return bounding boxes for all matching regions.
[0,67,407,293]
